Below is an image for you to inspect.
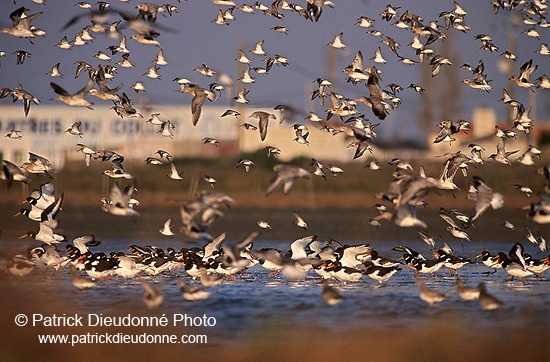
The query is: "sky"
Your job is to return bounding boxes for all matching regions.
[0,0,548,144]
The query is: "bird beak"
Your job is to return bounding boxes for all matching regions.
[14,211,22,217]
[474,253,482,259]
[18,234,29,239]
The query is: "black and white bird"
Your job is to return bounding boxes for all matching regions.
[362,261,400,286]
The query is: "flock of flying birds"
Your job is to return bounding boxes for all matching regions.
[1,0,550,308]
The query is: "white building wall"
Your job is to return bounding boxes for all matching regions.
[0,104,240,167]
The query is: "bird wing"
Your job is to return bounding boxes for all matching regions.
[203,232,227,258]
[9,7,27,25]
[439,212,459,229]
[235,231,261,249]
[109,183,128,206]
[40,182,56,198]
[351,51,364,70]
[94,67,112,92]
[470,177,491,221]
[519,59,533,79]
[170,163,180,176]
[17,11,43,30]
[50,82,70,96]
[191,92,208,126]
[76,77,95,97]
[433,126,451,144]
[259,114,268,141]
[41,193,64,222]
[266,173,284,196]
[397,176,436,207]
[73,235,100,254]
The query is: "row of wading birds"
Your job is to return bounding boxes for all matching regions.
[0,1,549,309]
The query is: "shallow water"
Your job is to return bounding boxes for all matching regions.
[1,207,549,360]
[2,237,549,340]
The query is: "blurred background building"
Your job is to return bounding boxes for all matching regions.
[2,103,548,170]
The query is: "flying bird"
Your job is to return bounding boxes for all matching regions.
[181,84,214,126]
[50,78,94,108]
[249,111,276,141]
[293,212,308,230]
[168,163,183,180]
[328,32,346,49]
[159,219,175,236]
[0,85,40,117]
[468,176,504,224]
[65,122,84,137]
[47,63,64,78]
[5,129,22,140]
[462,60,492,92]
[266,165,311,196]
[510,59,538,89]
[1,7,43,38]
[102,183,140,217]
